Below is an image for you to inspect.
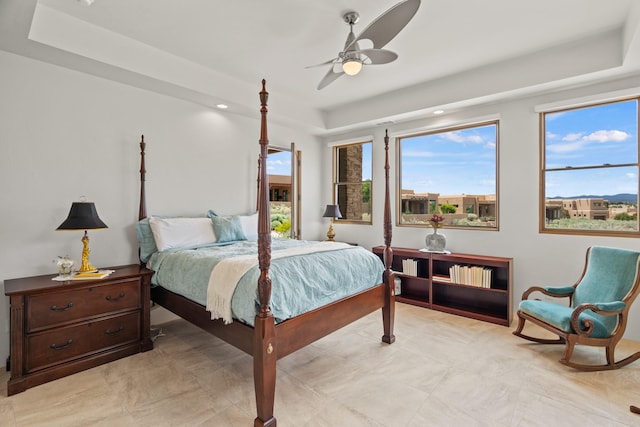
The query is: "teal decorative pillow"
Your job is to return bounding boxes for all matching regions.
[211,215,247,243]
[136,217,159,263]
[208,210,258,241]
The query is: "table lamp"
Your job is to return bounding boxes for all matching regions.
[322,204,342,241]
[57,201,108,273]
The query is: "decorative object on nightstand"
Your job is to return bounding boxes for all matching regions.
[322,204,342,241]
[54,255,75,279]
[57,200,107,273]
[424,214,446,252]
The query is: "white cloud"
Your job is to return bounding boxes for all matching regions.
[562,133,583,142]
[402,150,436,158]
[442,131,484,144]
[584,130,630,142]
[549,129,630,154]
[546,140,585,153]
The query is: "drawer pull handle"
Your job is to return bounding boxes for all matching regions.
[50,339,73,350]
[50,302,74,312]
[106,292,125,302]
[105,325,124,335]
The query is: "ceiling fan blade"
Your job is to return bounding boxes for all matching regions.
[350,0,420,50]
[317,66,344,90]
[305,58,339,69]
[358,49,398,65]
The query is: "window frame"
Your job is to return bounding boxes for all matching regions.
[396,120,500,230]
[266,144,301,239]
[331,139,373,225]
[539,96,640,237]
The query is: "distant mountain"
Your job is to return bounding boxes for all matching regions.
[548,193,637,203]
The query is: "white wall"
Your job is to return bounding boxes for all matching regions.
[327,74,640,341]
[0,51,323,363]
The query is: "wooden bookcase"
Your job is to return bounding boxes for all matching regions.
[372,246,512,326]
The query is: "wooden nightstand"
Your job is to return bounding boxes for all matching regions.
[4,264,153,395]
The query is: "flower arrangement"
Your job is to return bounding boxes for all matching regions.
[429,214,445,229]
[54,255,75,276]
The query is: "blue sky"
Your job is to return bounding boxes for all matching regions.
[266,150,291,175]
[544,99,638,197]
[400,123,497,196]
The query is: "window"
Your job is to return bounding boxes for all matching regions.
[540,98,639,235]
[398,121,498,229]
[332,141,372,223]
[266,144,301,238]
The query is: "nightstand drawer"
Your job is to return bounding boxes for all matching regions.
[27,279,141,332]
[26,311,141,373]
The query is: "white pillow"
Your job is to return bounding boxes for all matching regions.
[148,217,217,251]
[239,212,259,241]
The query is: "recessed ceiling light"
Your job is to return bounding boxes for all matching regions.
[433,110,444,115]
[216,104,228,109]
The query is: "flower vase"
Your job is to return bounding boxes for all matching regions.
[425,228,446,252]
[58,264,74,279]
[55,256,75,279]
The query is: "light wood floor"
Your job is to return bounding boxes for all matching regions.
[2,303,640,426]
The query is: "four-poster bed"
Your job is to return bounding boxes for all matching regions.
[138,80,395,426]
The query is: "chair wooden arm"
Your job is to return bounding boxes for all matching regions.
[522,285,574,301]
[570,302,626,337]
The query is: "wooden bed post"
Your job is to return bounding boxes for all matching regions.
[382,130,395,344]
[254,79,277,427]
[138,135,147,266]
[139,135,147,221]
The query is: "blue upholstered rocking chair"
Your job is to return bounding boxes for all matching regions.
[513,246,640,371]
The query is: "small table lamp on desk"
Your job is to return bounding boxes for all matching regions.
[57,201,108,273]
[322,204,342,241]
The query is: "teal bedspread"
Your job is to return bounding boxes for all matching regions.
[148,239,384,326]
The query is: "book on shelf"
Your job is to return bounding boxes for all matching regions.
[448,265,492,288]
[401,258,418,276]
[393,276,402,295]
[432,274,451,283]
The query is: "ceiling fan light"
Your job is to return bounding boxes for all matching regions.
[342,59,363,76]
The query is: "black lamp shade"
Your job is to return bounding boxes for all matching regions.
[322,204,342,219]
[57,202,108,230]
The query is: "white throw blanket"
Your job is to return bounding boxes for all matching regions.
[206,241,351,324]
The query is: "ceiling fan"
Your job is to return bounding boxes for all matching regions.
[307,0,421,90]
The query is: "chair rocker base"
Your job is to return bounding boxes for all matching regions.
[512,312,566,344]
[559,352,640,371]
[513,311,640,371]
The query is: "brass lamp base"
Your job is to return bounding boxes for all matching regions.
[78,230,97,273]
[326,221,335,242]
